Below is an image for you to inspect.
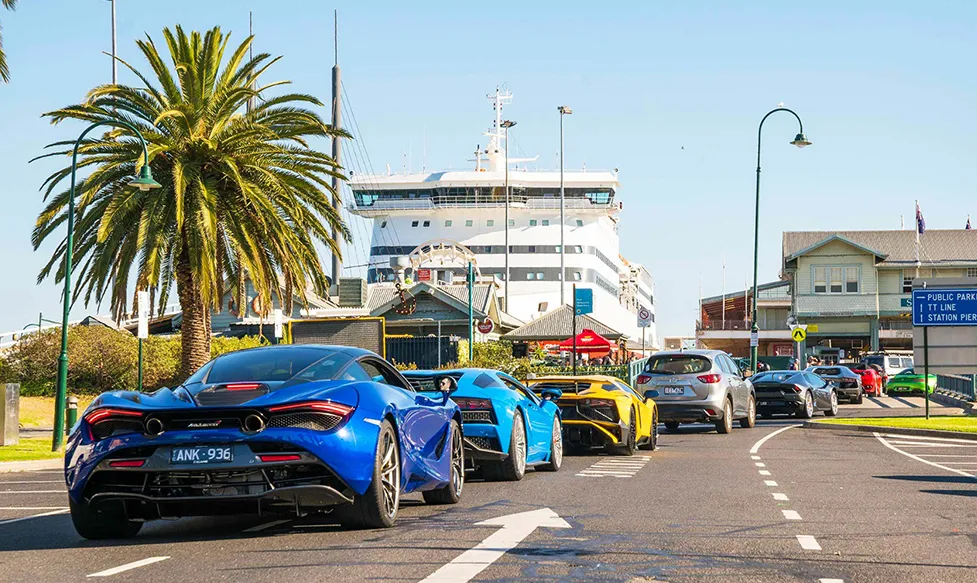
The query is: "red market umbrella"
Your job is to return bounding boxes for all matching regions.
[559,328,612,354]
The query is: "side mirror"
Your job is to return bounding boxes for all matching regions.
[644,389,660,400]
[436,375,458,395]
[540,388,563,402]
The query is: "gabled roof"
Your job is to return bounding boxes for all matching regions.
[785,234,887,263]
[367,282,494,317]
[783,230,977,266]
[502,305,625,342]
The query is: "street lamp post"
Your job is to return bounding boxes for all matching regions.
[750,108,810,373]
[501,120,516,311]
[52,119,161,452]
[558,105,572,306]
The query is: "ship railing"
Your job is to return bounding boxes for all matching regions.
[351,196,618,212]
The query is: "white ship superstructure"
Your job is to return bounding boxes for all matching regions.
[348,89,658,349]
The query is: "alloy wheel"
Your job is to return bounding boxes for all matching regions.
[805,392,814,418]
[551,419,563,467]
[379,431,400,519]
[514,418,527,475]
[830,391,838,415]
[450,423,464,496]
[723,400,732,432]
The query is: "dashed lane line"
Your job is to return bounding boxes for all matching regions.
[797,535,822,550]
[758,470,771,476]
[782,510,802,520]
[755,462,766,467]
[874,433,977,480]
[750,424,800,454]
[764,480,778,487]
[0,509,68,526]
[751,455,761,460]
[820,579,846,583]
[87,557,170,578]
[772,493,789,501]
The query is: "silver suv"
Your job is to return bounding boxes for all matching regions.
[636,350,756,434]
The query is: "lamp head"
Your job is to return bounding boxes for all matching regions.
[558,105,572,115]
[501,120,516,129]
[129,165,162,191]
[791,133,812,148]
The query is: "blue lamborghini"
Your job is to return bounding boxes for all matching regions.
[64,345,464,538]
[402,369,563,481]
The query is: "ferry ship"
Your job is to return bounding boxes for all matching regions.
[348,89,658,350]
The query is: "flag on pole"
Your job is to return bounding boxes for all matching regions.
[916,202,926,234]
[967,215,972,230]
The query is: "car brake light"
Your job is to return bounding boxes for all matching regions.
[267,401,354,416]
[790,385,802,393]
[453,397,493,410]
[84,408,143,425]
[259,454,302,463]
[108,459,146,468]
[224,383,262,391]
[697,374,722,384]
[635,374,652,385]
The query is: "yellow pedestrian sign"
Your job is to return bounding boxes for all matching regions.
[791,325,807,343]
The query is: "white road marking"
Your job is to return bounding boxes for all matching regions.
[888,441,976,448]
[576,456,651,478]
[819,579,845,583]
[759,470,771,476]
[750,424,800,454]
[0,490,65,494]
[782,510,802,520]
[797,535,822,550]
[0,480,64,484]
[419,508,569,583]
[917,454,977,457]
[874,433,977,480]
[243,519,291,533]
[0,509,68,526]
[882,433,977,444]
[764,480,778,486]
[87,557,170,578]
[751,455,761,460]
[0,506,67,510]
[772,493,789,501]
[755,462,766,467]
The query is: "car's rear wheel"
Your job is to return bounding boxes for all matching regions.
[824,390,838,417]
[69,498,142,540]
[799,391,815,419]
[739,394,756,429]
[715,398,733,434]
[854,390,864,404]
[539,416,563,472]
[640,410,659,451]
[486,413,527,481]
[664,420,680,432]
[424,420,464,504]
[339,419,400,529]
[614,408,638,456]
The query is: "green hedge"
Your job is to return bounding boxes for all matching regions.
[1,326,264,396]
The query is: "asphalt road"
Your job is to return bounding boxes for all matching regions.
[1,397,975,583]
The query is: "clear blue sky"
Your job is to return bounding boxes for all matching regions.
[1,0,975,339]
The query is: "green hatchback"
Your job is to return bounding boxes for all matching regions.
[886,368,937,395]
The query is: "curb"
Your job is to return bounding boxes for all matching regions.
[802,421,977,441]
[931,391,977,414]
[0,458,63,473]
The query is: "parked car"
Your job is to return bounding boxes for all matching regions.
[807,365,864,403]
[849,363,884,397]
[526,375,658,454]
[887,368,938,395]
[636,350,755,434]
[403,369,563,480]
[862,353,914,389]
[751,370,838,418]
[65,345,464,538]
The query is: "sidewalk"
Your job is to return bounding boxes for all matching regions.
[0,457,63,473]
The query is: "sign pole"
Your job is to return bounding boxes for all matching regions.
[923,325,930,420]
[572,284,578,377]
[468,262,474,361]
[136,290,149,392]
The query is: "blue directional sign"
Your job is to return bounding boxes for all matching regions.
[912,288,977,326]
[574,288,593,316]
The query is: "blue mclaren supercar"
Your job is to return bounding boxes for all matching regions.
[64,345,464,538]
[402,369,563,481]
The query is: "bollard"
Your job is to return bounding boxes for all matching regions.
[66,396,79,436]
[1,384,20,446]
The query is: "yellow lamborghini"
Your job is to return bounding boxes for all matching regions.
[526,375,658,455]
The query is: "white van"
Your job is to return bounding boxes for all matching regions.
[862,353,914,387]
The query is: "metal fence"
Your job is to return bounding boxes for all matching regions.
[537,358,650,388]
[386,336,458,370]
[937,374,977,401]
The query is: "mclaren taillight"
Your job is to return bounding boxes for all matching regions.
[635,374,652,385]
[267,401,355,417]
[84,408,143,425]
[84,408,144,440]
[259,454,302,463]
[697,374,723,384]
[453,397,492,411]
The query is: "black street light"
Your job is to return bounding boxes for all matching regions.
[501,119,516,310]
[750,107,810,373]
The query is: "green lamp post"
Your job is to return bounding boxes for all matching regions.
[52,120,161,452]
[749,107,810,374]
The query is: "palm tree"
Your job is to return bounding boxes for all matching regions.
[0,0,18,83]
[33,25,350,378]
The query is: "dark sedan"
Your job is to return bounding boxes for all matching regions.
[807,365,863,403]
[752,370,839,419]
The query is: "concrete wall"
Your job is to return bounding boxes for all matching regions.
[913,277,977,375]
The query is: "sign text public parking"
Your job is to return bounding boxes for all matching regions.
[912,289,977,326]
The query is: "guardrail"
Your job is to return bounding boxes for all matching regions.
[937,374,976,402]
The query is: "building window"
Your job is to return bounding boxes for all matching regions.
[444,220,452,227]
[380,220,387,228]
[422,220,430,227]
[903,273,913,293]
[573,272,582,281]
[574,245,583,253]
[486,220,495,227]
[536,272,545,280]
[508,219,515,227]
[411,220,419,228]
[830,267,843,293]
[968,268,977,278]
[846,266,859,293]
[529,219,538,226]
[528,246,536,253]
[542,219,550,226]
[575,219,584,227]
[465,220,473,227]
[526,273,534,280]
[814,267,827,293]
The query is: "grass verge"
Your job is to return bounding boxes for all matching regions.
[18,396,95,428]
[0,438,63,463]
[817,416,977,433]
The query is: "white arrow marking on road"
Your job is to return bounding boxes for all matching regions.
[418,508,570,583]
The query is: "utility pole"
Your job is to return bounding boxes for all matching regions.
[502,120,516,310]
[330,10,343,291]
[558,105,572,306]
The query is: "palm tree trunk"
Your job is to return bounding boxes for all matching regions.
[176,246,211,379]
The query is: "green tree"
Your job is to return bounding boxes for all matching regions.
[32,26,349,378]
[0,0,18,83]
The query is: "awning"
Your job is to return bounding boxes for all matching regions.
[559,328,612,353]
